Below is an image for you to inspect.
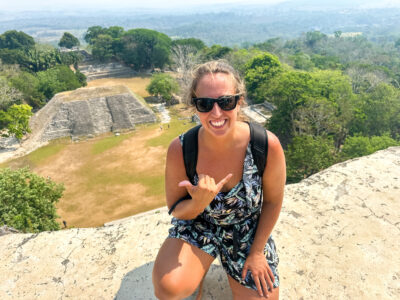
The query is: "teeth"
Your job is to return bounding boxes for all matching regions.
[210,120,225,127]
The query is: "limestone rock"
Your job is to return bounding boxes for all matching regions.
[0,147,399,299]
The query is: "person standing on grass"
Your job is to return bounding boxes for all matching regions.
[152,60,286,299]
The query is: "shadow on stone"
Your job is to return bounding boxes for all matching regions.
[115,261,232,300]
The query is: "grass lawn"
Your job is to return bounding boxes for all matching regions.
[1,75,197,228]
[1,108,195,228]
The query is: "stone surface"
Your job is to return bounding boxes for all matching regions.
[39,86,156,141]
[0,147,399,299]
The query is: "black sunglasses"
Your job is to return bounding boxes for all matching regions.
[192,94,241,113]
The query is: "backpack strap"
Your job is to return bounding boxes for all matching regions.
[168,125,200,215]
[248,122,269,177]
[182,125,201,184]
[169,123,267,215]
[182,123,268,179]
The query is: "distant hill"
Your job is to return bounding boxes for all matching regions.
[1,3,400,46]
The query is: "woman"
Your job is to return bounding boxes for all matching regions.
[152,60,286,299]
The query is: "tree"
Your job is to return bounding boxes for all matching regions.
[84,26,106,44]
[37,65,83,99]
[60,51,83,68]
[91,34,114,62]
[25,45,62,72]
[311,54,341,70]
[58,32,80,49]
[0,167,64,233]
[106,26,124,39]
[172,38,205,51]
[10,71,46,108]
[334,31,342,38]
[0,77,23,110]
[346,64,391,94]
[224,48,263,76]
[0,48,29,67]
[355,83,400,137]
[146,73,179,104]
[293,97,339,137]
[304,31,327,49]
[253,38,284,54]
[0,104,32,139]
[289,52,314,71]
[266,70,315,146]
[285,135,337,183]
[267,68,356,147]
[244,52,282,103]
[0,30,35,50]
[170,44,202,96]
[340,135,400,160]
[118,29,171,70]
[201,45,232,60]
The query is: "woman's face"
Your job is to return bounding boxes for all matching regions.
[194,72,239,137]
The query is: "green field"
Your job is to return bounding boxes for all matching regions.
[2,102,195,228]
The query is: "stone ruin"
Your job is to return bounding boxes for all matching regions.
[79,62,138,82]
[30,85,157,143]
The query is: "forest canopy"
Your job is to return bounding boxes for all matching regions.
[1,26,399,184]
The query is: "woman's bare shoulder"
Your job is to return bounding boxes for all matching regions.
[167,136,184,161]
[266,130,283,153]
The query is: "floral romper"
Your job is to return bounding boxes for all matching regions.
[168,133,279,291]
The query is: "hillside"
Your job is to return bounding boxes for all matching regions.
[1,146,399,299]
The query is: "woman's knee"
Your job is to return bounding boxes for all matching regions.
[153,272,198,299]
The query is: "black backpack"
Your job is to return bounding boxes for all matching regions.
[168,122,268,215]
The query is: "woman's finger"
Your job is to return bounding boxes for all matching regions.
[260,275,270,297]
[267,266,275,286]
[252,275,264,298]
[216,173,233,191]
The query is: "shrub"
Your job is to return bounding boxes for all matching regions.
[146,73,179,104]
[0,168,64,232]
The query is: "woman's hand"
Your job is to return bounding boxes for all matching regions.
[242,252,275,298]
[178,173,232,209]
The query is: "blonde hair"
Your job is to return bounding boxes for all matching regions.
[185,59,247,105]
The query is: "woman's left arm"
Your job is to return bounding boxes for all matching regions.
[242,130,286,297]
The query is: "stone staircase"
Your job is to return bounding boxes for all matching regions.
[79,62,137,81]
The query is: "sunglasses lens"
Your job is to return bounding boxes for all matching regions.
[193,95,240,112]
[218,96,237,111]
[195,98,213,112]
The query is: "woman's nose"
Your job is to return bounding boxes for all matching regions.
[210,102,222,116]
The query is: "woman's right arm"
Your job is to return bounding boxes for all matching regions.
[165,137,232,220]
[165,137,204,219]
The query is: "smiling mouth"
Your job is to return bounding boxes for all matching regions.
[210,119,227,128]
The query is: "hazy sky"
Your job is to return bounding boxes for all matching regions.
[1,0,400,11]
[0,0,285,11]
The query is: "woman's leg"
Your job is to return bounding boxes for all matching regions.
[152,238,215,300]
[227,275,279,300]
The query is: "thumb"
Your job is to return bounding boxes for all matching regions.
[242,264,248,281]
[178,180,193,188]
[178,180,195,195]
